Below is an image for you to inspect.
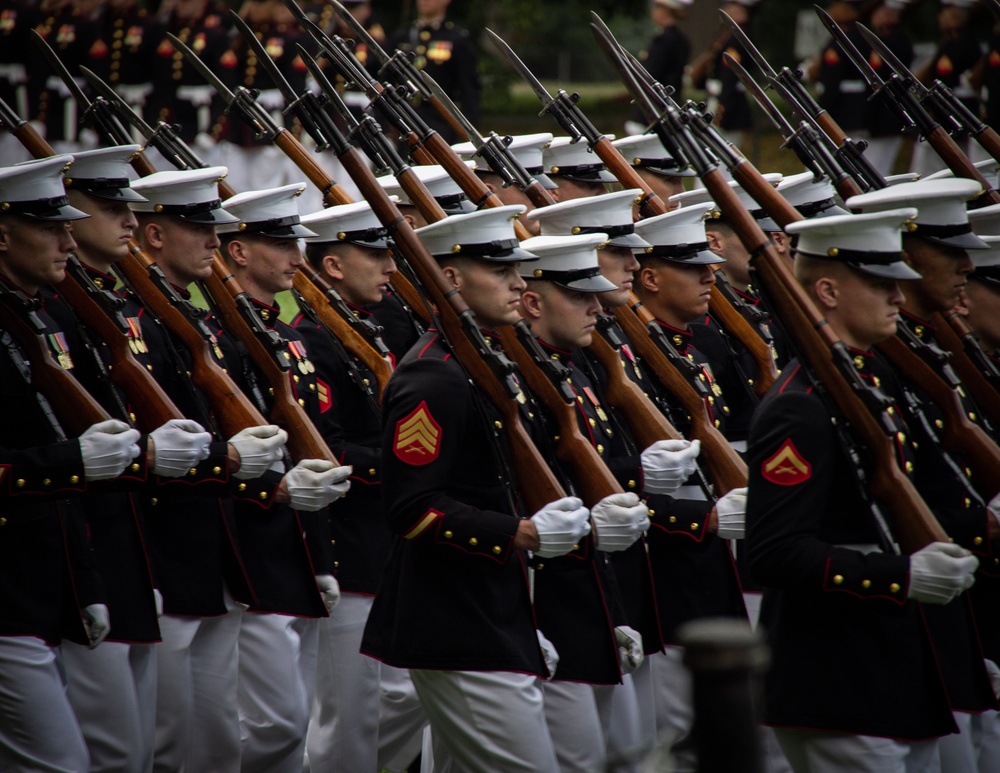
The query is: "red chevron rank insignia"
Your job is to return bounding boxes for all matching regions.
[394,401,442,466]
[762,439,812,486]
[316,379,332,414]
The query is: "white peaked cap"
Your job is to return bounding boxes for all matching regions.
[633,202,725,265]
[452,132,558,189]
[884,172,922,186]
[923,159,999,181]
[527,188,651,249]
[64,145,146,202]
[519,233,617,292]
[376,164,476,214]
[611,133,697,177]
[971,235,1000,269]
[216,183,315,239]
[670,172,783,231]
[846,178,988,250]
[968,202,1000,237]
[130,166,239,224]
[0,155,88,220]
[301,198,398,248]
[787,208,922,280]
[415,204,537,262]
[543,136,618,183]
[775,171,846,218]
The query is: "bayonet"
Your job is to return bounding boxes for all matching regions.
[166,32,278,142]
[723,52,819,170]
[228,10,332,150]
[419,69,523,189]
[855,24,964,136]
[79,66,205,171]
[325,0,471,140]
[30,29,133,147]
[485,28,593,143]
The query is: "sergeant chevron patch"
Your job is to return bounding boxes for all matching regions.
[393,401,442,465]
[762,438,812,486]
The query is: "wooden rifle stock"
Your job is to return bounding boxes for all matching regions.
[591,135,779,393]
[55,266,183,431]
[0,297,111,435]
[292,267,393,401]
[334,131,568,511]
[496,325,623,506]
[701,166,947,551]
[201,258,334,462]
[931,311,1000,429]
[586,330,685,447]
[877,334,1000,500]
[923,125,1000,203]
[613,298,748,496]
[117,244,268,438]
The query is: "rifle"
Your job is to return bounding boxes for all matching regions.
[721,51,863,201]
[877,331,1000,500]
[720,10,887,192]
[325,0,470,143]
[0,95,189,433]
[419,69,558,210]
[235,15,571,510]
[586,16,778,398]
[304,13,531,235]
[0,287,111,436]
[200,258,336,463]
[931,311,1000,430]
[856,24,1000,165]
[26,36,271,440]
[57,258,183,432]
[816,5,1000,205]
[628,52,945,551]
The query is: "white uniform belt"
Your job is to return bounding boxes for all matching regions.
[832,543,882,555]
[675,484,709,502]
[0,63,26,83]
[839,80,866,94]
[176,85,214,107]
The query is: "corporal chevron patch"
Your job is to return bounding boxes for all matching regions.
[393,400,442,466]
[762,438,812,486]
[317,379,332,414]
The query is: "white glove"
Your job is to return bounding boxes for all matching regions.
[907,542,979,605]
[986,659,1000,700]
[591,492,650,552]
[715,487,748,539]
[79,420,142,481]
[640,439,701,495]
[987,492,1000,531]
[285,460,352,511]
[81,603,110,649]
[149,419,212,477]
[153,589,163,618]
[536,629,559,680]
[315,574,341,614]
[531,496,591,558]
[229,425,288,479]
[615,625,644,675]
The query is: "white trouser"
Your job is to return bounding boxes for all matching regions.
[973,709,1000,772]
[306,594,380,773]
[297,150,366,214]
[153,607,242,773]
[938,711,978,773]
[543,680,606,772]
[649,646,696,772]
[0,636,89,773]
[774,728,941,773]
[62,640,157,773]
[411,669,559,773]
[238,612,318,773]
[377,663,428,772]
[594,673,650,772]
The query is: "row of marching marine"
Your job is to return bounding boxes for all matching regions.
[4,6,1000,773]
